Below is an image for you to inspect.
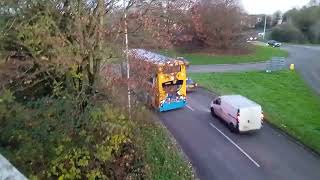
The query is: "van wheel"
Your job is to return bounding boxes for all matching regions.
[210,107,216,117]
[228,123,238,133]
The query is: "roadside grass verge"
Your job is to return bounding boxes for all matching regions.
[0,91,194,179]
[140,125,193,180]
[190,71,320,153]
[163,45,288,65]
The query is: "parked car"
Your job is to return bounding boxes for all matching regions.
[186,77,197,92]
[267,40,282,47]
[210,95,263,133]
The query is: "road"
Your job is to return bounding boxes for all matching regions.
[159,88,320,180]
[282,44,320,95]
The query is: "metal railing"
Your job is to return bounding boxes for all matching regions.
[0,154,27,180]
[266,57,286,72]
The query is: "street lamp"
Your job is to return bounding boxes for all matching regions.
[123,0,131,118]
[263,15,267,40]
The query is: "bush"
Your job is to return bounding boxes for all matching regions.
[0,90,193,179]
[310,21,320,43]
[0,90,142,179]
[280,5,320,44]
[271,24,307,43]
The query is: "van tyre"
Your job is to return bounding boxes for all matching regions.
[210,107,216,117]
[228,123,234,132]
[229,123,239,133]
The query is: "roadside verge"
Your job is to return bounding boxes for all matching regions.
[190,71,320,154]
[0,154,27,180]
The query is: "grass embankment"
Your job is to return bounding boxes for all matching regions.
[141,126,193,180]
[190,71,320,153]
[164,45,288,65]
[0,91,193,179]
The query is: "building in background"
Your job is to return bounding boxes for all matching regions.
[241,14,265,29]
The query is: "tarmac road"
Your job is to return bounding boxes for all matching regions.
[159,88,320,180]
[282,44,320,95]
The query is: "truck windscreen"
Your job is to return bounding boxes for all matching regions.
[162,80,183,94]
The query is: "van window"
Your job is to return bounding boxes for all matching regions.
[215,98,221,105]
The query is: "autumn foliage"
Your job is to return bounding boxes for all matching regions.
[188,0,243,49]
[112,0,244,50]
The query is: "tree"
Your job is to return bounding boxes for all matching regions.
[308,0,320,6]
[0,0,160,96]
[271,11,282,27]
[271,24,306,43]
[284,5,320,43]
[188,0,243,49]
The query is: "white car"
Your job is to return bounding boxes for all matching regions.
[210,95,263,133]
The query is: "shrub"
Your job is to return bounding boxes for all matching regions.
[0,90,141,179]
[309,21,320,43]
[271,24,307,43]
[0,87,193,179]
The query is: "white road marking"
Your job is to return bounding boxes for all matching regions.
[209,123,261,168]
[186,105,195,111]
[187,99,210,112]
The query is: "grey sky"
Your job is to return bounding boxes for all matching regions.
[241,0,310,14]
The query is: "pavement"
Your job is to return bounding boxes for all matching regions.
[159,88,320,180]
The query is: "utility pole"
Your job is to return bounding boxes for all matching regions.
[263,15,267,40]
[123,0,131,118]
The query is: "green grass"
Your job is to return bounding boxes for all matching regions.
[163,45,288,65]
[190,71,320,153]
[141,126,193,180]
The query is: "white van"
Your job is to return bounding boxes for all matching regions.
[210,95,263,133]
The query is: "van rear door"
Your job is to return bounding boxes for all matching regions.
[238,106,262,132]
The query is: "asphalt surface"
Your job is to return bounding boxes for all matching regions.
[159,88,320,180]
[282,44,320,95]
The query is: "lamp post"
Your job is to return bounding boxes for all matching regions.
[123,0,131,118]
[263,15,267,40]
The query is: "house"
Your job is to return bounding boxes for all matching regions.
[241,14,265,29]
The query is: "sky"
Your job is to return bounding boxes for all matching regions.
[241,0,310,14]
